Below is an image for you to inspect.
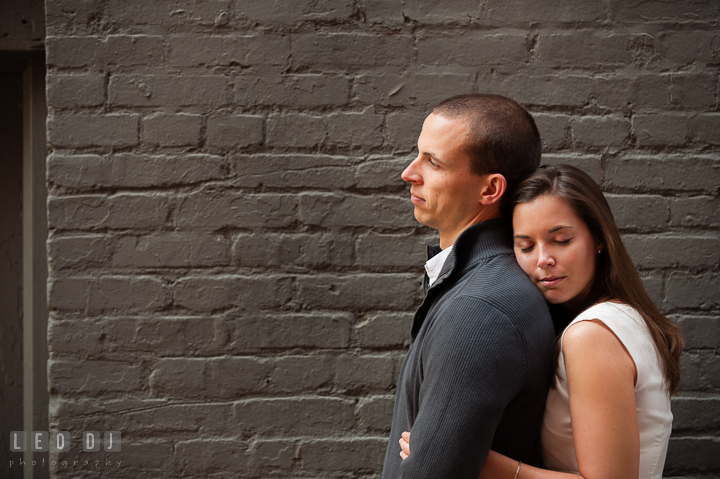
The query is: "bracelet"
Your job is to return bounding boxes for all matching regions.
[513,461,522,479]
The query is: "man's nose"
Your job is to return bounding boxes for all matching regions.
[401,156,421,184]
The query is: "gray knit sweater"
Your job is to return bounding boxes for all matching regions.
[382,219,555,479]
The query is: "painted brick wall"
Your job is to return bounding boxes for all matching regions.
[45,1,719,477]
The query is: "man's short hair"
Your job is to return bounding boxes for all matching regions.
[432,94,542,204]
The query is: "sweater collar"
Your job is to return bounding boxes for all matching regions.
[425,218,514,291]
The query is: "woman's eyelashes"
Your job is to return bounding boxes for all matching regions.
[516,237,572,254]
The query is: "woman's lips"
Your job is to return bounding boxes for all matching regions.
[539,276,564,287]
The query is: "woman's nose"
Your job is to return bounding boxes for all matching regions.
[537,246,555,268]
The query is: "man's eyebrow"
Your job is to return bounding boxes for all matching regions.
[422,150,444,165]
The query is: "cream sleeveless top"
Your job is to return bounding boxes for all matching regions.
[541,302,672,478]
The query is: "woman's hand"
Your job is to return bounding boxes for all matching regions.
[399,431,411,460]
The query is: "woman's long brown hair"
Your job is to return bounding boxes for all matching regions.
[511,164,684,394]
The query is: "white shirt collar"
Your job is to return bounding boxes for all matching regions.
[425,245,453,287]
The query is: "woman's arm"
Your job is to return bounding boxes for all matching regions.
[399,318,640,479]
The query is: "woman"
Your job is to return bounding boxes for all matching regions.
[399,164,683,479]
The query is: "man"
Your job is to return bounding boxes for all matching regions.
[382,94,556,479]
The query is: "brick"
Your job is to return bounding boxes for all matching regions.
[597,74,663,110]
[47,73,105,108]
[671,397,720,432]
[299,193,416,228]
[540,154,602,184]
[233,397,355,435]
[356,395,395,433]
[47,35,164,68]
[246,439,297,473]
[679,350,720,392]
[267,355,335,392]
[533,113,571,151]
[640,273,663,307]
[231,154,355,189]
[327,109,384,148]
[401,0,481,23]
[49,360,143,394]
[235,0,354,24]
[291,33,413,69]
[479,0,607,25]
[610,0,720,24]
[363,0,404,25]
[665,272,720,311]
[668,72,717,110]
[669,196,720,228]
[45,0,103,36]
[107,194,172,229]
[50,317,225,357]
[297,273,422,311]
[622,234,720,269]
[48,235,111,270]
[354,312,412,348]
[168,34,289,67]
[355,156,409,189]
[674,315,720,350]
[659,30,720,67]
[48,193,171,231]
[416,32,528,66]
[536,32,634,68]
[175,191,297,229]
[150,357,271,398]
[51,397,231,435]
[48,113,138,148]
[176,439,249,475]
[106,0,230,27]
[354,72,473,109]
[48,194,108,230]
[97,400,231,436]
[300,437,387,472]
[572,116,630,148]
[49,276,170,313]
[690,113,720,145]
[665,437,720,473]
[605,155,720,196]
[143,113,202,147]
[233,233,355,269]
[173,275,293,312]
[113,233,230,268]
[386,110,427,152]
[207,114,264,149]
[605,194,669,231]
[109,74,228,107]
[633,113,690,147]
[356,232,431,268]
[48,153,226,189]
[228,313,352,351]
[479,73,596,108]
[267,113,326,148]
[335,354,396,391]
[235,73,350,108]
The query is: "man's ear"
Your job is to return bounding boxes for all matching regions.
[479,173,507,206]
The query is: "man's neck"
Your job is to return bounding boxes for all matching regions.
[438,208,502,250]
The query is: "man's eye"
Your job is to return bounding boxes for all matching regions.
[428,158,438,167]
